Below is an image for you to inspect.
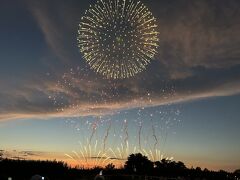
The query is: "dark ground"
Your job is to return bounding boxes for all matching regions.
[0,154,239,180]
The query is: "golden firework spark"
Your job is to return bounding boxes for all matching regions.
[65,139,114,168]
[77,0,159,79]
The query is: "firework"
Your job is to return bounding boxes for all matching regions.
[65,139,114,168]
[77,0,159,79]
[50,71,181,168]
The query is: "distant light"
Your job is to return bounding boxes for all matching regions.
[8,177,12,180]
[42,177,45,180]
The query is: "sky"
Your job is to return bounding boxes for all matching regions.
[0,0,240,172]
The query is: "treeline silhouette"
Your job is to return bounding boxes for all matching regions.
[123,153,239,180]
[0,153,239,180]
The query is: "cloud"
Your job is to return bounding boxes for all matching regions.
[1,149,65,161]
[0,0,240,121]
[154,0,240,78]
[1,65,240,122]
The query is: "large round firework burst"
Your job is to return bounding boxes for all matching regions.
[77,0,159,79]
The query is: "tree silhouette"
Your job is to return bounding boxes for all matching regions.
[154,159,187,176]
[124,153,153,175]
[105,163,115,170]
[234,169,240,178]
[0,154,235,179]
[0,150,4,160]
[0,152,2,159]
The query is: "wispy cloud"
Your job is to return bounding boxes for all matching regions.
[0,0,240,122]
[1,149,66,162]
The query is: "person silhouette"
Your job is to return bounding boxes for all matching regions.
[30,175,49,180]
[94,170,105,180]
[30,175,42,180]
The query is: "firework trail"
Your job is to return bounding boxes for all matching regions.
[109,148,118,159]
[61,99,180,168]
[123,119,129,155]
[151,120,158,151]
[138,121,142,150]
[65,153,78,164]
[103,122,112,151]
[89,127,96,145]
[89,117,100,144]
[66,139,115,168]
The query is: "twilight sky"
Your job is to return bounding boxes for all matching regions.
[0,0,240,172]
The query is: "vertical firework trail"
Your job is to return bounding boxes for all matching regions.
[151,119,158,151]
[51,68,181,167]
[89,117,100,144]
[138,121,142,150]
[123,119,129,155]
[103,122,112,151]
